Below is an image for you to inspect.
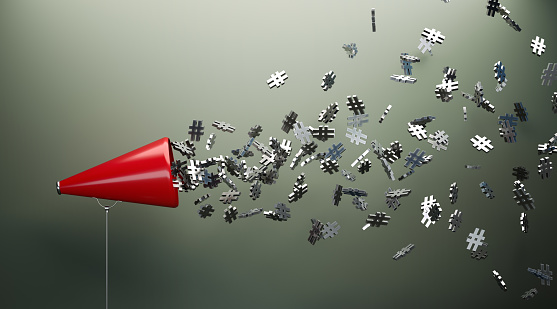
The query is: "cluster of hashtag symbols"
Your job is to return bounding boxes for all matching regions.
[166,0,556,301]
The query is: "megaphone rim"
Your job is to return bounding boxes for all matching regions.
[57,181,61,195]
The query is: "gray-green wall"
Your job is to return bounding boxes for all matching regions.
[1,0,556,308]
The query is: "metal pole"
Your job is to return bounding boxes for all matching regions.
[95,198,119,309]
[105,207,109,309]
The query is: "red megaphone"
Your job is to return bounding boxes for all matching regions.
[57,137,179,207]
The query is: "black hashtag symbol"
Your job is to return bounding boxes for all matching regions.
[188,120,204,141]
[346,95,365,115]
[513,102,528,122]
[282,110,298,133]
[512,166,529,181]
[311,126,335,142]
[198,204,215,218]
[486,0,500,17]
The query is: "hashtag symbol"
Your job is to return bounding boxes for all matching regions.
[223,205,238,223]
[322,221,341,239]
[206,133,216,151]
[438,78,459,93]
[497,113,518,127]
[379,105,392,124]
[486,0,500,17]
[346,127,367,145]
[513,180,535,210]
[347,113,369,127]
[332,184,343,206]
[342,169,356,181]
[449,182,458,204]
[400,53,413,75]
[400,53,420,75]
[527,264,553,286]
[308,218,324,245]
[274,202,291,221]
[494,61,507,91]
[219,189,241,204]
[520,212,528,233]
[404,148,427,170]
[198,204,215,218]
[318,102,339,123]
[417,37,433,55]
[288,177,308,203]
[521,288,538,300]
[393,244,414,260]
[420,195,441,228]
[391,74,417,84]
[362,212,391,230]
[494,62,506,81]
[358,159,371,174]
[385,188,412,199]
[448,209,462,232]
[346,95,365,115]
[325,142,346,161]
[310,125,335,142]
[267,70,288,89]
[321,70,336,91]
[301,142,318,156]
[428,130,449,151]
[538,157,552,179]
[282,110,298,133]
[421,28,445,45]
[541,63,557,86]
[503,15,521,32]
[410,116,435,126]
[342,187,367,197]
[371,8,376,32]
[538,143,556,155]
[293,121,312,144]
[492,270,507,291]
[539,264,553,286]
[420,195,438,210]
[212,120,235,133]
[171,140,196,158]
[320,158,339,174]
[512,166,529,181]
[188,120,205,141]
[407,123,427,140]
[470,135,494,153]
[466,228,486,251]
[342,43,358,58]
[249,180,262,200]
[463,81,495,113]
[352,197,368,211]
[385,187,411,210]
[465,164,481,169]
[531,36,546,56]
[498,120,517,143]
[513,102,528,121]
[480,181,495,199]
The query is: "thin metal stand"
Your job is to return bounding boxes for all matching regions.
[95,198,120,309]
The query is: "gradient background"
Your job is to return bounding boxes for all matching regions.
[1,0,556,308]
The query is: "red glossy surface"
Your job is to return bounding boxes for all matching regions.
[59,137,179,207]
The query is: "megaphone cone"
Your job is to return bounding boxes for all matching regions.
[57,137,179,207]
